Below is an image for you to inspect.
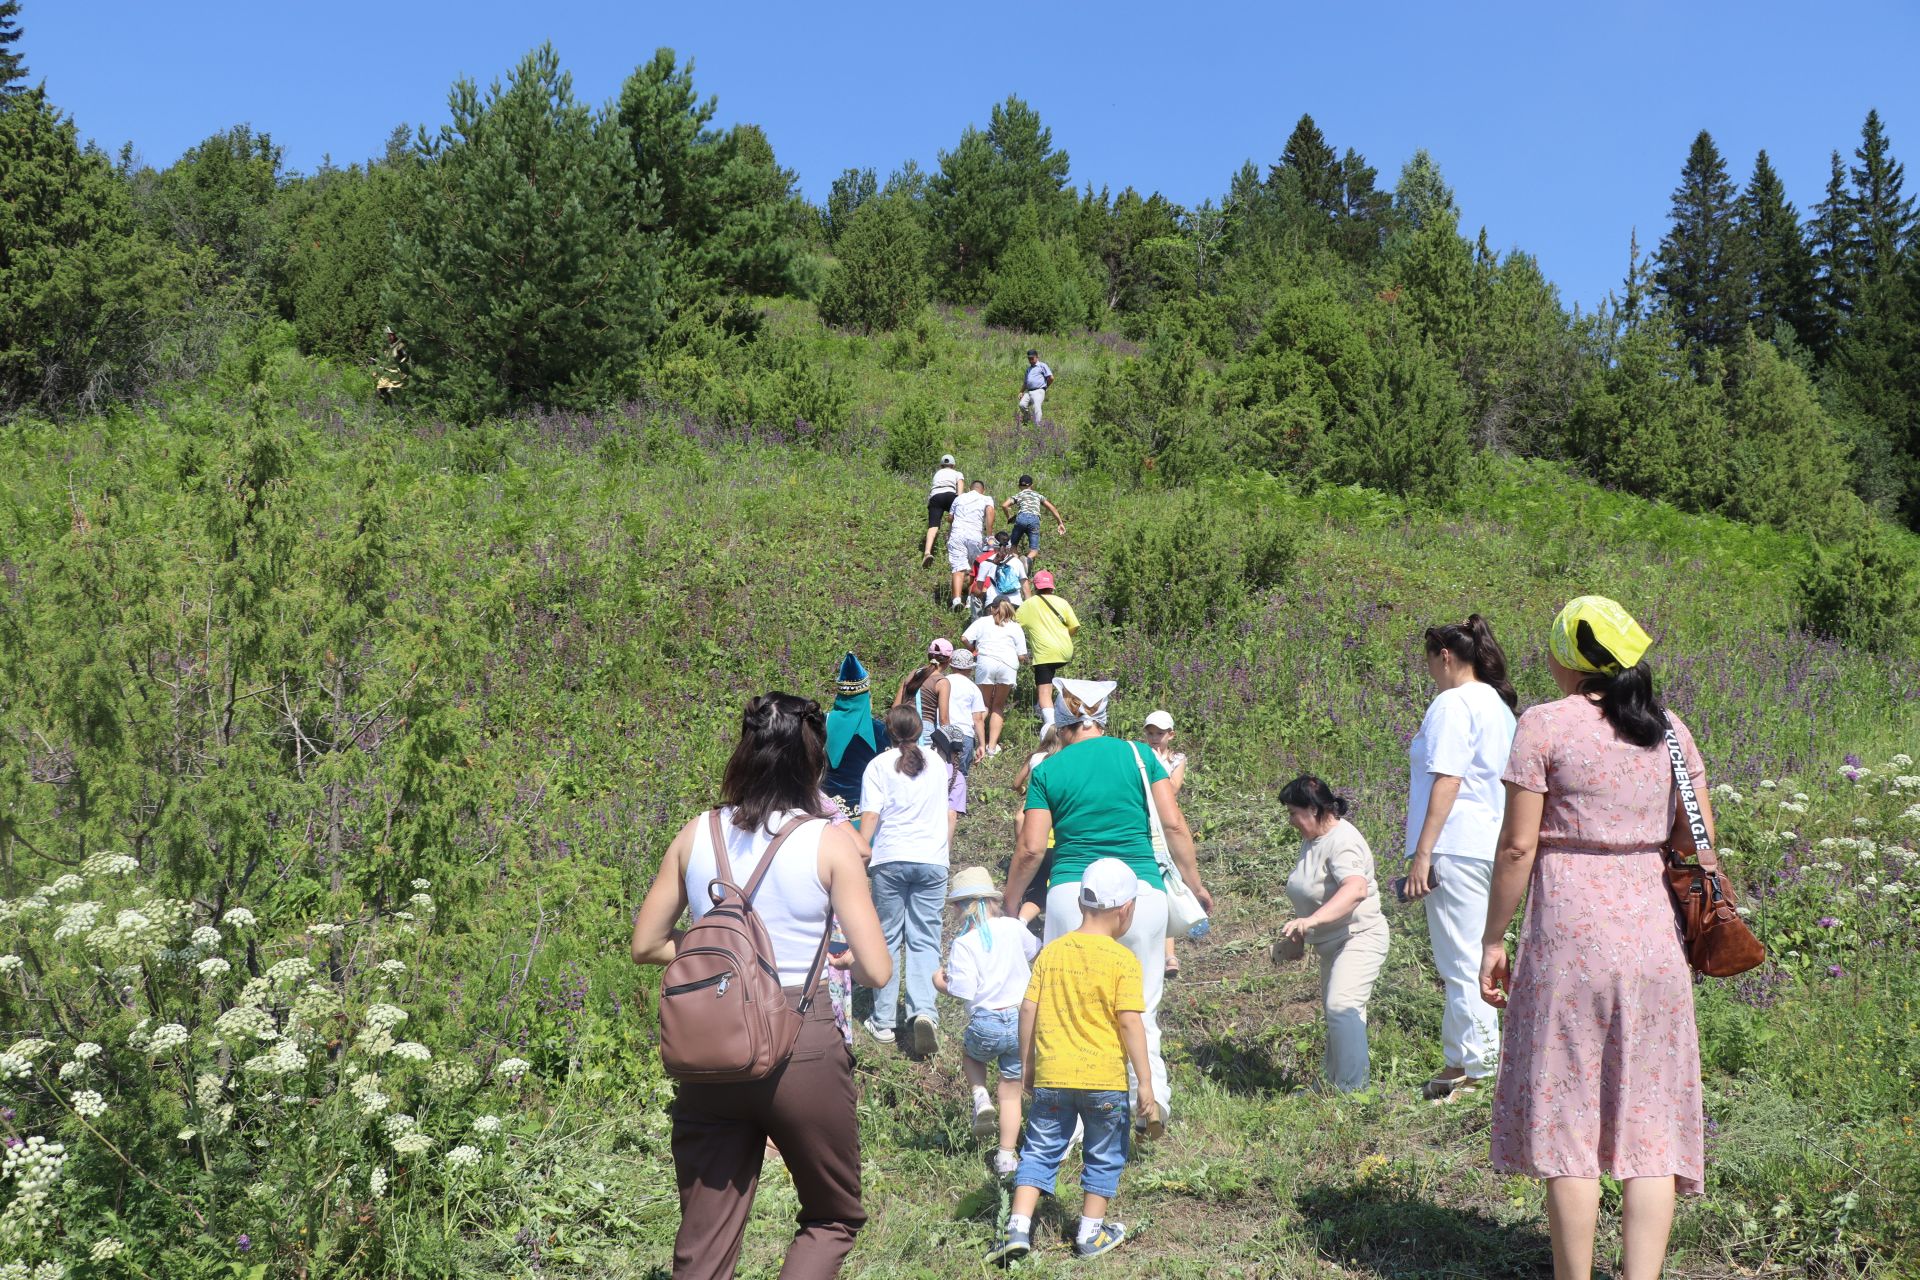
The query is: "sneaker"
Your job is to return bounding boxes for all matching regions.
[1134,1101,1164,1141]
[972,1100,998,1141]
[986,1226,1031,1266]
[861,1016,895,1045]
[909,1014,940,1056]
[922,551,934,568]
[1074,1221,1127,1259]
[993,1149,1019,1178]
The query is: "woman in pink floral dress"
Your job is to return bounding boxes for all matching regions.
[1480,597,1715,1280]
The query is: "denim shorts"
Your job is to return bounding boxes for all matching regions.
[1015,1087,1131,1200]
[962,1006,1022,1080]
[1011,512,1041,551]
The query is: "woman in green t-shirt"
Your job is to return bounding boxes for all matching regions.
[1004,678,1212,1122]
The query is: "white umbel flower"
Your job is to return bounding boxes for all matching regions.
[445,1144,481,1170]
[71,1089,107,1118]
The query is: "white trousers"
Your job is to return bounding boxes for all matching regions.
[1423,854,1500,1076]
[1315,917,1389,1092]
[1019,388,1046,426]
[1045,881,1170,1117]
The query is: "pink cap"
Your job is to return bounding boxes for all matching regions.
[927,638,954,658]
[1033,570,1055,590]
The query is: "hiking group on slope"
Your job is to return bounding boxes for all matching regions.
[634,352,1715,1280]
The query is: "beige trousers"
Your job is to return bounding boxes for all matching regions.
[1315,916,1390,1092]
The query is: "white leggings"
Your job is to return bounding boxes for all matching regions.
[1044,881,1171,1117]
[1424,854,1500,1076]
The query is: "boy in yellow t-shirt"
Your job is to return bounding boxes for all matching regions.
[987,859,1154,1265]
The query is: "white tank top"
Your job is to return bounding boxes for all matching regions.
[684,807,831,987]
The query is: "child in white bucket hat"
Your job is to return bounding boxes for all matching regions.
[934,865,1040,1177]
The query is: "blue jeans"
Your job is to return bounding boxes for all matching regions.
[962,1006,1022,1080]
[1016,1088,1131,1200]
[867,862,947,1029]
[1011,513,1041,552]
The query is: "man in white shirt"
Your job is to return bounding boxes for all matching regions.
[1018,348,1053,429]
[946,480,996,609]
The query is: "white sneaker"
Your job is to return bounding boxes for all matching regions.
[994,1149,1019,1177]
[972,1100,998,1141]
[861,1016,895,1045]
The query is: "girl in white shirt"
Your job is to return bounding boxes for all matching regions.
[1401,615,1518,1099]
[923,456,965,566]
[934,866,1040,1177]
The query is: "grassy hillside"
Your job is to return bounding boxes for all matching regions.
[0,306,1916,1277]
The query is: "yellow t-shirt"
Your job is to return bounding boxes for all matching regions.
[1015,593,1079,667]
[1024,932,1144,1090]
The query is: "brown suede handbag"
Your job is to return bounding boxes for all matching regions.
[658,811,833,1083]
[1661,719,1766,978]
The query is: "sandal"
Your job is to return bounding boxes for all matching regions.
[1163,958,1181,981]
[1421,1073,1481,1101]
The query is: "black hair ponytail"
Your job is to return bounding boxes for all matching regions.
[720,692,830,832]
[884,705,926,778]
[1573,621,1664,748]
[1425,614,1519,712]
[1278,775,1350,821]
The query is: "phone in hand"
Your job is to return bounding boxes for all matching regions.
[827,938,850,956]
[1391,869,1439,904]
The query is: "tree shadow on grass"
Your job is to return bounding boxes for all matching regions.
[1296,1178,1554,1279]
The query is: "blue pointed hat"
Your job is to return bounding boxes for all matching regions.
[835,652,870,696]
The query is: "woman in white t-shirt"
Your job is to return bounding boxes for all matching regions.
[858,705,955,1057]
[1401,615,1518,1100]
[923,454,965,567]
[963,599,1029,757]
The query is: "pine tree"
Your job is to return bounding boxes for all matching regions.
[1808,149,1856,357]
[817,194,930,333]
[0,0,25,94]
[1737,150,1818,345]
[823,167,876,243]
[388,44,660,416]
[1848,108,1916,294]
[1654,130,1742,357]
[925,96,1072,299]
[1394,148,1456,232]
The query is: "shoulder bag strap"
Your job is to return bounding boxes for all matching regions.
[1037,594,1064,624]
[737,813,813,902]
[1130,743,1171,868]
[1662,716,1719,873]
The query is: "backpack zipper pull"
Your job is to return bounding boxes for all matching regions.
[716,972,731,997]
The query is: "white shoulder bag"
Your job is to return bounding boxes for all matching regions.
[1131,743,1207,937]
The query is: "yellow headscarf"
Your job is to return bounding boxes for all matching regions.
[1549,596,1653,676]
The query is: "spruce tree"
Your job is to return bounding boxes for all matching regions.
[1271,114,1341,216]
[1737,149,1818,345]
[1808,149,1856,356]
[1394,148,1456,232]
[1654,130,1742,357]
[1848,108,1915,294]
[0,0,25,94]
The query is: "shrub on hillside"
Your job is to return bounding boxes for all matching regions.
[1797,503,1920,651]
[983,234,1102,333]
[1074,333,1222,483]
[884,396,949,475]
[1098,495,1297,635]
[817,195,930,334]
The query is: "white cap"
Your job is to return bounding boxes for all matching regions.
[1144,710,1174,731]
[1078,858,1140,910]
[940,454,955,466]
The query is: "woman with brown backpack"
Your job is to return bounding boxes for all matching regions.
[631,692,892,1280]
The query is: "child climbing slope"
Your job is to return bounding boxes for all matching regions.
[934,867,1040,1178]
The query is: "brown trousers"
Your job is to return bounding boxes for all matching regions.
[670,987,865,1280]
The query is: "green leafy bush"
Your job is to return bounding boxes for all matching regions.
[1097,494,1297,635]
[1796,503,1920,651]
[883,396,948,474]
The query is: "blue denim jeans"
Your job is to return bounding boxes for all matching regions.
[1015,1087,1131,1199]
[867,862,947,1030]
[962,1006,1022,1080]
[1011,512,1041,552]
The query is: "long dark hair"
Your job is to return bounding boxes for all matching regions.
[884,705,926,778]
[720,692,830,832]
[1571,620,1664,748]
[1279,775,1349,821]
[902,658,944,701]
[1424,614,1518,711]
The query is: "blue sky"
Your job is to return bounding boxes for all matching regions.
[25,0,1920,314]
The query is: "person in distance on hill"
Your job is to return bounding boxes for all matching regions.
[1015,571,1079,730]
[974,530,1032,607]
[629,692,891,1280]
[1400,616,1517,1102]
[987,858,1154,1265]
[1001,474,1065,561]
[1005,679,1209,1124]
[858,705,955,1057]
[922,453,964,568]
[1017,348,1053,431]
[1480,596,1713,1280]
[964,598,1029,758]
[1144,710,1190,980]
[933,866,1041,1179]
[946,480,997,610]
[1274,775,1390,1093]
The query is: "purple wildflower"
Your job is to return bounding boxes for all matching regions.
[1827,965,1845,978]
[237,1234,252,1252]
[1817,917,1840,928]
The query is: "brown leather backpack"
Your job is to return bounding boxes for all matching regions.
[658,811,832,1083]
